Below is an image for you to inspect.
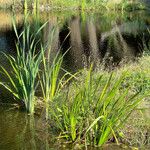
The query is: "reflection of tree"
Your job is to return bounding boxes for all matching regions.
[86,17,100,64]
[69,17,84,69]
[1,11,149,72]
[100,21,145,64]
[43,16,60,62]
[63,15,146,70]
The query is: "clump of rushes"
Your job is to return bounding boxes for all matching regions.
[0,18,46,114]
[49,66,145,146]
[39,29,77,120]
[40,46,63,120]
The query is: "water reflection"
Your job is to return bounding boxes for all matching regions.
[0,105,143,150]
[43,15,60,62]
[0,11,150,71]
[0,106,42,150]
[0,105,61,150]
[0,105,149,149]
[0,10,23,53]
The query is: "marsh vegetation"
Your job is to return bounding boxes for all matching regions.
[0,1,150,149]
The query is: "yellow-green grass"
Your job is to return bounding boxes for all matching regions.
[48,55,150,147]
[48,54,150,146]
[0,0,20,9]
[0,0,146,11]
[122,101,150,148]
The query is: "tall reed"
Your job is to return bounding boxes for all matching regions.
[0,17,46,114]
[39,29,77,120]
[40,46,63,119]
[33,0,39,13]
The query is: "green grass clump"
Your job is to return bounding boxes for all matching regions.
[115,55,150,95]
[40,42,63,119]
[49,66,144,146]
[39,28,76,120]
[0,18,45,114]
[122,106,150,147]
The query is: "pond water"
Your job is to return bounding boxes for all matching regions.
[0,105,137,150]
[0,10,150,71]
[0,10,150,149]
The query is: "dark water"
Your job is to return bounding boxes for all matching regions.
[0,10,150,71]
[0,10,150,149]
[0,105,74,150]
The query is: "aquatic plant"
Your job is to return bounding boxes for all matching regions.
[49,66,144,146]
[40,45,63,119]
[39,28,78,120]
[0,18,45,114]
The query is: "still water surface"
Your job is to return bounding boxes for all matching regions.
[0,105,136,150]
[0,10,150,71]
[0,10,150,149]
